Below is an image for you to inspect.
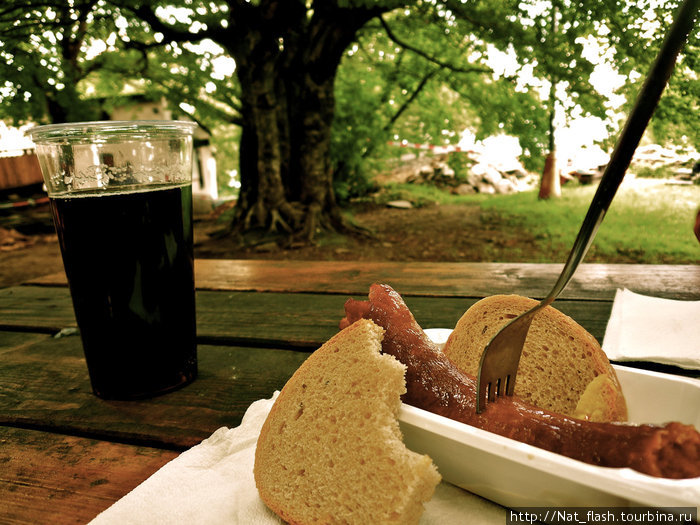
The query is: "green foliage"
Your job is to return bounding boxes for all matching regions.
[649,38,700,147]
[633,164,679,179]
[209,124,241,197]
[0,2,108,123]
[0,0,240,128]
[596,1,700,148]
[330,0,678,184]
[1,0,697,206]
[331,40,390,201]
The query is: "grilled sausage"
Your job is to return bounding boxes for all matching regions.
[340,284,700,479]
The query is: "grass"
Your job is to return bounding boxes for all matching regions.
[382,178,700,264]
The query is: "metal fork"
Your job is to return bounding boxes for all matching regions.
[475,0,700,414]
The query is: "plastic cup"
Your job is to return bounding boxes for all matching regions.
[28,120,198,399]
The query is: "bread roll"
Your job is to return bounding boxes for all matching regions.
[254,319,441,525]
[442,295,627,422]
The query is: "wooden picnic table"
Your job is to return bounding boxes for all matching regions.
[1,259,698,523]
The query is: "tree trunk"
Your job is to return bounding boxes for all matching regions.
[221,4,383,243]
[292,69,346,240]
[221,21,300,238]
[539,74,560,200]
[538,151,561,199]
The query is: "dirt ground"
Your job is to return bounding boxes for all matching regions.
[193,200,543,261]
[0,198,552,288]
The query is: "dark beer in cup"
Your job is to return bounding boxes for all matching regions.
[29,121,198,399]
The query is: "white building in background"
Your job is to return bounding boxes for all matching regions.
[108,98,219,207]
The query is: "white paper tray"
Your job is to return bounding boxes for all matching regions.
[398,329,700,509]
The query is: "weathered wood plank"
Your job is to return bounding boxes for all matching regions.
[0,287,76,333]
[0,335,308,450]
[0,331,50,354]
[28,260,700,300]
[0,286,614,346]
[0,426,177,525]
[0,295,618,451]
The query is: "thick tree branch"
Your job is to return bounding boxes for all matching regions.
[385,67,441,130]
[379,15,492,75]
[116,3,224,45]
[304,3,391,80]
[361,66,441,160]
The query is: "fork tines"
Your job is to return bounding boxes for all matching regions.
[475,309,538,414]
[477,372,515,414]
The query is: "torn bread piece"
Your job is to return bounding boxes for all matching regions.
[443,295,627,422]
[254,319,441,525]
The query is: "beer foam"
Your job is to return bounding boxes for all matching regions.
[52,161,191,193]
[51,180,191,199]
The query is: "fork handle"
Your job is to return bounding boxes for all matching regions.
[545,0,699,303]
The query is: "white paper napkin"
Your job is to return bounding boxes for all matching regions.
[603,288,700,370]
[90,392,504,525]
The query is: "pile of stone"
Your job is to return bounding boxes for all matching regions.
[395,154,538,195]
[630,144,699,183]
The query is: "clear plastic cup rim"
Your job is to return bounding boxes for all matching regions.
[27,120,198,144]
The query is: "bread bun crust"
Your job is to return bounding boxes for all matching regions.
[254,319,440,524]
[443,295,627,422]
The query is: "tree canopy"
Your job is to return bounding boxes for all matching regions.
[0,0,697,241]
